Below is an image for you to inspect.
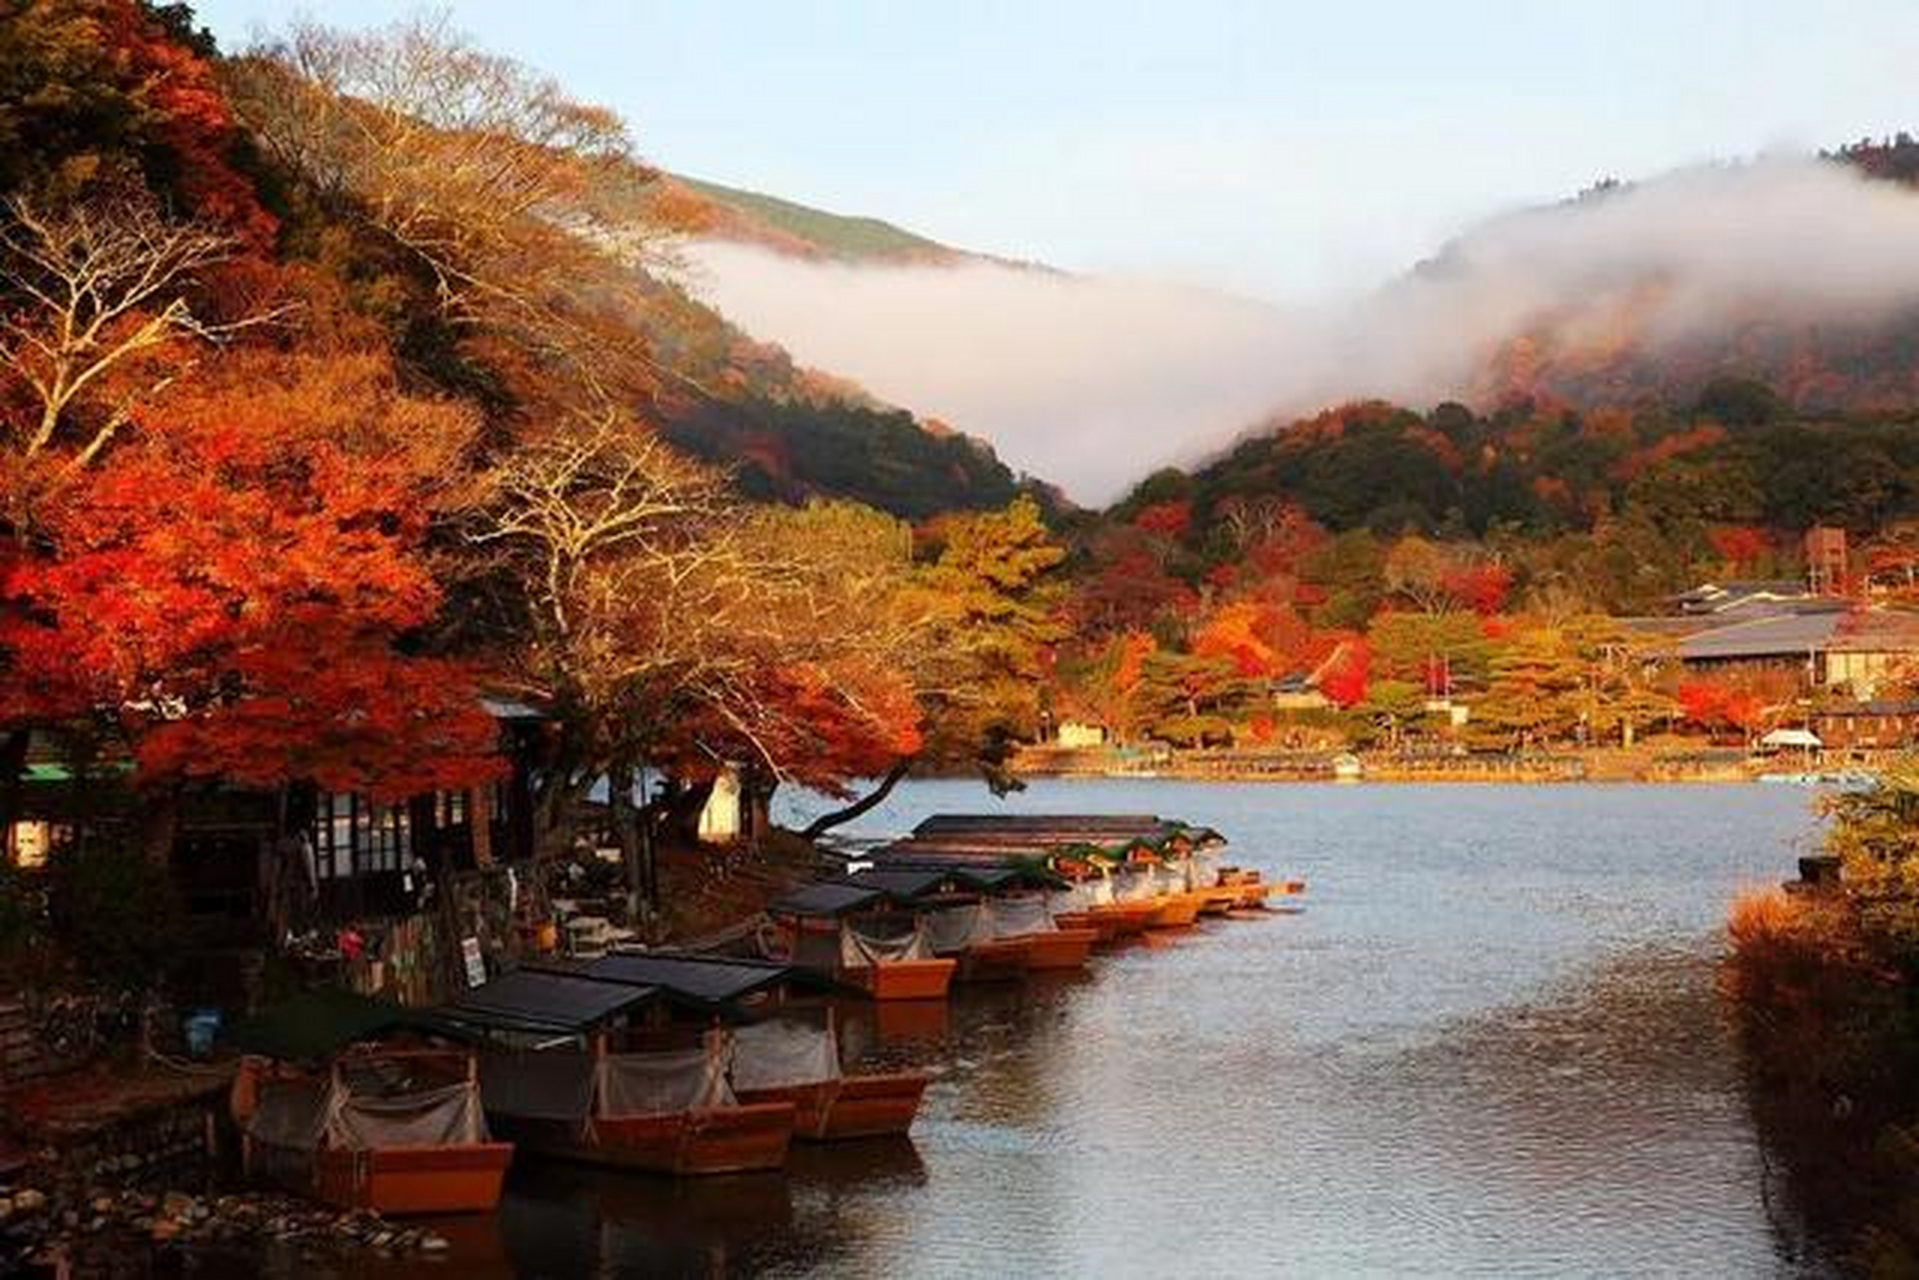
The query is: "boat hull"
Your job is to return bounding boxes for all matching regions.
[953,937,1030,982]
[1052,910,1125,945]
[849,957,957,1002]
[737,1071,930,1141]
[310,1142,514,1216]
[491,1103,795,1176]
[1022,928,1098,970]
[1146,893,1204,929]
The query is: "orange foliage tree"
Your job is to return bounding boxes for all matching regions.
[0,349,501,831]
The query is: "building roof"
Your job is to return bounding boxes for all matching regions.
[1829,608,1919,653]
[1672,580,1816,614]
[1677,610,1847,661]
[1812,699,1919,718]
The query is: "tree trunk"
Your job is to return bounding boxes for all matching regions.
[800,759,915,843]
[0,729,27,839]
[139,784,180,868]
[608,757,648,925]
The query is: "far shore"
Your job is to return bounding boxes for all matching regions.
[1007,744,1884,787]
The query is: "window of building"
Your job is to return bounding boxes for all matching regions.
[313,793,412,880]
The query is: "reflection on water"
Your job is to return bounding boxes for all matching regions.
[391,783,1842,1276]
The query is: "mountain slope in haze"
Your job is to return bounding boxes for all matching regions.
[657,173,964,262]
[1464,139,1919,416]
[676,142,1919,509]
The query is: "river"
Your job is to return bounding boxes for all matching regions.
[382,781,1837,1277]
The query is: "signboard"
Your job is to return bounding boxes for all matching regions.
[461,936,486,989]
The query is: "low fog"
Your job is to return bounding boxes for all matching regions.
[680,156,1919,506]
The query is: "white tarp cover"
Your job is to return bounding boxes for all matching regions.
[326,1080,488,1149]
[988,895,1058,938]
[1152,865,1185,895]
[840,918,931,968]
[925,902,993,954]
[480,1048,597,1124]
[243,1076,331,1152]
[1114,868,1157,902]
[595,1044,734,1117]
[729,1015,842,1091]
[1190,852,1222,889]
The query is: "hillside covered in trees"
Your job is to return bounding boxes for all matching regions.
[0,3,1067,944]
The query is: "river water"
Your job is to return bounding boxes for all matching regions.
[404,781,1837,1277]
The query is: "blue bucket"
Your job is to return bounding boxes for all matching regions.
[184,1008,222,1058]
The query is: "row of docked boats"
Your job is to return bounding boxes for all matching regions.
[760,812,1302,1000]
[221,813,1302,1218]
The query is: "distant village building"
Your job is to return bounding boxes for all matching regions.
[1055,721,1108,750]
[1811,700,1919,753]
[1670,580,1820,616]
[1806,525,1850,596]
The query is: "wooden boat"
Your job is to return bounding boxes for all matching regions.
[227,991,512,1215]
[1145,892,1204,929]
[445,969,795,1177]
[535,952,930,1146]
[767,885,958,1003]
[727,1011,930,1141]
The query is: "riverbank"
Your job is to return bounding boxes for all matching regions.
[1722,781,1919,1273]
[1011,742,1883,784]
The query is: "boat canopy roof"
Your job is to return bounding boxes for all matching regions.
[898,813,1225,860]
[224,987,464,1062]
[768,881,887,918]
[443,968,662,1035]
[860,853,1058,890]
[554,951,836,1008]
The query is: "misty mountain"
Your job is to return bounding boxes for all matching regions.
[675,144,1919,508]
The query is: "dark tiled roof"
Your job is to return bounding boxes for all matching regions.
[1679,611,1846,661]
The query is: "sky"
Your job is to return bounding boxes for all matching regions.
[190,1,1919,303]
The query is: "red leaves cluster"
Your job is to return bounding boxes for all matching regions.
[1317,637,1371,708]
[1439,562,1513,615]
[100,0,279,250]
[1707,525,1769,571]
[1133,500,1192,539]
[1676,676,1766,735]
[0,349,500,800]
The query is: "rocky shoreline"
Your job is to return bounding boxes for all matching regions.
[1,1180,453,1274]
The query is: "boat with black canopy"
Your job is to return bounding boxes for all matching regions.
[440,968,796,1177]
[226,988,513,1215]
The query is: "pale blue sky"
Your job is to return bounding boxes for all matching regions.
[192,1,1919,300]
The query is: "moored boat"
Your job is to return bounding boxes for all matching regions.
[565,950,931,1142]
[766,882,958,1002]
[227,989,513,1215]
[443,969,795,1177]
[728,1009,929,1141]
